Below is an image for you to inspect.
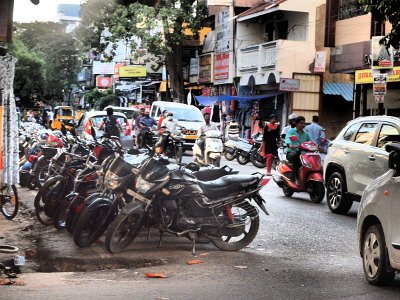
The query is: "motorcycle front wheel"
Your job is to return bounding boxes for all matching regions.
[309,181,325,203]
[236,152,250,165]
[174,145,183,164]
[250,149,266,168]
[210,157,221,167]
[211,201,259,251]
[105,212,143,253]
[224,149,236,161]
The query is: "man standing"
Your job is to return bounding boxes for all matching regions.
[134,107,146,146]
[197,112,218,155]
[99,107,123,138]
[305,115,325,145]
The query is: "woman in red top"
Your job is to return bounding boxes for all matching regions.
[262,114,280,176]
[157,110,168,131]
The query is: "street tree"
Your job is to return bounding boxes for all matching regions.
[359,0,400,48]
[80,0,207,102]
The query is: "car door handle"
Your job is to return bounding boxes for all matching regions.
[368,155,375,161]
[343,149,350,154]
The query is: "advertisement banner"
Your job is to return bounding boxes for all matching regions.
[214,53,230,83]
[92,61,115,75]
[96,76,112,88]
[113,62,126,83]
[372,36,393,69]
[215,7,233,53]
[355,67,400,84]
[198,54,213,83]
[279,78,300,91]
[314,51,326,73]
[119,65,147,78]
[373,74,387,96]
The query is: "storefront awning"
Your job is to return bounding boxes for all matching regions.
[195,93,281,106]
[323,82,353,101]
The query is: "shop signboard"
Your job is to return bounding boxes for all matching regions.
[113,62,126,82]
[198,54,213,83]
[93,61,115,75]
[279,78,300,91]
[96,76,112,88]
[119,65,147,78]
[314,51,326,73]
[214,53,230,84]
[371,36,393,69]
[373,73,387,96]
[355,67,400,84]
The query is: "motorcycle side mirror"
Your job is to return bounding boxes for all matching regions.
[186,162,200,172]
[91,126,97,141]
[61,124,67,135]
[289,135,298,142]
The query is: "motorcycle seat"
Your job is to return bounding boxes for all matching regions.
[199,175,260,199]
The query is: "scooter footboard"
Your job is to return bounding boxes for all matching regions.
[307,172,323,182]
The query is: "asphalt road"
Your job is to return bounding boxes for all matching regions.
[3,153,400,299]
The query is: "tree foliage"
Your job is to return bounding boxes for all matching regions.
[360,0,400,48]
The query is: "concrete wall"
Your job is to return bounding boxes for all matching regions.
[286,11,308,41]
[335,13,372,46]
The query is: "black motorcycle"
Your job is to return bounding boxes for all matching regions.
[105,157,269,254]
[157,128,184,164]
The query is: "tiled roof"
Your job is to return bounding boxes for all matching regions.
[236,0,286,19]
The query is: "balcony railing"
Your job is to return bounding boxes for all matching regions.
[238,41,278,73]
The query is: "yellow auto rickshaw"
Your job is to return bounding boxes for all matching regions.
[51,106,74,130]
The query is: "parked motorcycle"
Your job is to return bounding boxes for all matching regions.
[273,136,325,203]
[105,156,269,254]
[193,130,223,167]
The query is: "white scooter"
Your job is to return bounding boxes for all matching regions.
[192,130,223,167]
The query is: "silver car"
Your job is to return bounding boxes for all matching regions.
[76,111,133,149]
[357,143,400,285]
[324,116,400,214]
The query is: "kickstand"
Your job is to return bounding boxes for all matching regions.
[189,233,196,256]
[147,228,151,241]
[158,231,164,248]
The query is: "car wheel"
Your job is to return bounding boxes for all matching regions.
[362,224,395,285]
[327,172,353,214]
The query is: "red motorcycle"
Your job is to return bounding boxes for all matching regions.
[273,136,325,203]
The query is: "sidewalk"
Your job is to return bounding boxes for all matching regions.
[2,187,219,273]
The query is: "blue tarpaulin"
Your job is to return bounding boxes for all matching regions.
[195,93,281,106]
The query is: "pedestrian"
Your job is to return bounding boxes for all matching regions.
[41,110,49,128]
[262,114,280,176]
[305,115,325,145]
[99,107,123,138]
[134,107,146,146]
[281,113,297,139]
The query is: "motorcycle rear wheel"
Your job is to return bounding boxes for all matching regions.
[105,213,143,253]
[282,185,294,197]
[211,201,259,251]
[224,150,236,161]
[35,158,50,189]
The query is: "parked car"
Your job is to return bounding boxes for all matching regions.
[75,111,133,149]
[324,116,400,214]
[357,143,400,285]
[103,106,139,127]
[150,101,204,150]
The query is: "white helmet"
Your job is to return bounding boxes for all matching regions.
[288,113,298,121]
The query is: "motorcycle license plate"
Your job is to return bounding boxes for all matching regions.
[184,135,197,140]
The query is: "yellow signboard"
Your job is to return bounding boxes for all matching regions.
[355,67,400,84]
[119,66,147,78]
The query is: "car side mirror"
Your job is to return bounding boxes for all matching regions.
[388,150,400,171]
[289,135,298,142]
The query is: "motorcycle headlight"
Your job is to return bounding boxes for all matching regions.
[104,170,123,191]
[135,176,156,194]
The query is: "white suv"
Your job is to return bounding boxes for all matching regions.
[323,116,400,214]
[357,143,400,285]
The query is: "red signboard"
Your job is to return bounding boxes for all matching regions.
[113,62,126,82]
[214,53,230,82]
[96,76,112,88]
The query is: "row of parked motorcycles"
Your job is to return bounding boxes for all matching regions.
[19,121,269,254]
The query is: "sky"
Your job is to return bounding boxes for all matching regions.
[13,0,81,23]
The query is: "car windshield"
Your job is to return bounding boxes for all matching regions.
[59,109,72,117]
[90,115,126,128]
[165,107,203,122]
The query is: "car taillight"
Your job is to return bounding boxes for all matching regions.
[125,120,131,136]
[85,120,92,136]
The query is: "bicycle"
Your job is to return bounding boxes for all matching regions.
[0,185,19,220]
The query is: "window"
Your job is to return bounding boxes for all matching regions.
[342,123,360,141]
[276,21,288,40]
[378,124,400,149]
[265,23,274,42]
[354,123,379,146]
[151,105,158,117]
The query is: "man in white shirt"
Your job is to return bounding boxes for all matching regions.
[281,113,297,139]
[197,112,218,155]
[161,112,180,133]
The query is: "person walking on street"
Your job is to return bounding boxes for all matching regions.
[99,107,123,138]
[305,115,325,145]
[262,114,280,176]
